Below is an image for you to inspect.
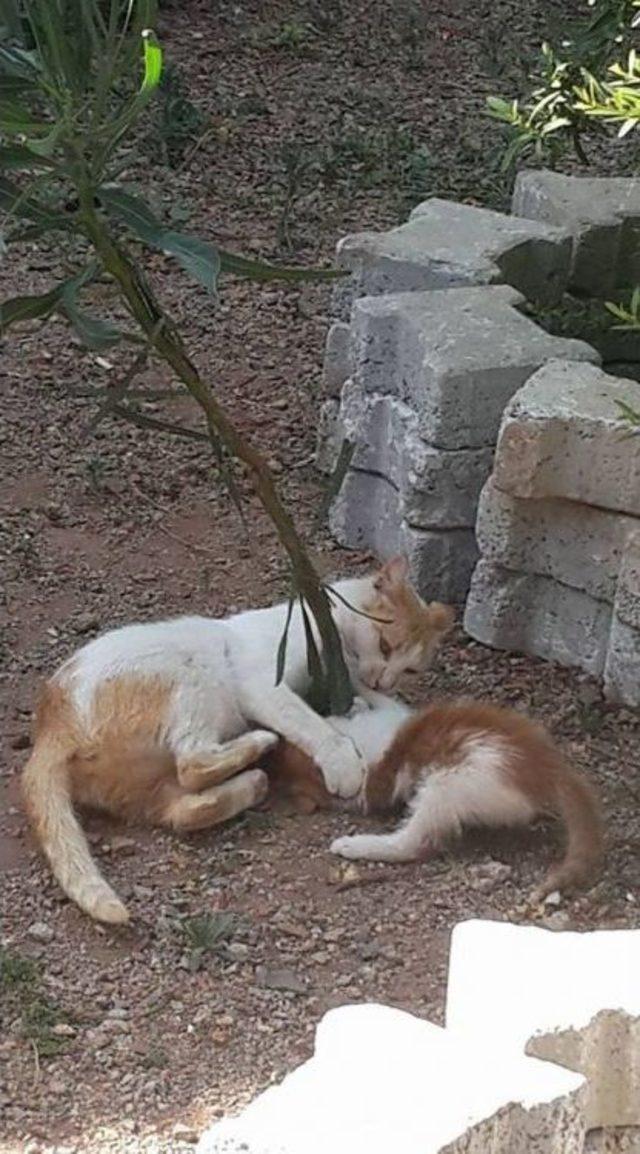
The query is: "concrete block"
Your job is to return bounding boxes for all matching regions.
[197,1002,584,1154]
[323,321,351,396]
[351,286,598,449]
[604,530,640,705]
[513,169,640,295]
[332,379,493,527]
[447,920,640,1128]
[476,477,639,602]
[463,560,612,676]
[330,469,478,601]
[494,361,640,516]
[337,197,572,306]
[316,398,342,474]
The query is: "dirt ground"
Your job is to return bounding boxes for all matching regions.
[1,2,639,1151]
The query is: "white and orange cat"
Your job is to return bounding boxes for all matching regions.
[268,699,603,898]
[22,556,453,925]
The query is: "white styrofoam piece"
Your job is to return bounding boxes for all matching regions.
[197,1003,584,1154]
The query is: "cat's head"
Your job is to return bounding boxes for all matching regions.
[339,556,454,694]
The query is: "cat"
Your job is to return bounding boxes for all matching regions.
[269,699,603,898]
[21,555,453,925]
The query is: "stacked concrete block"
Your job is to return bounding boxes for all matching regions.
[513,169,640,295]
[323,288,597,601]
[465,361,640,703]
[334,196,572,311]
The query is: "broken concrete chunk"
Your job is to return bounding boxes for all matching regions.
[328,379,493,528]
[512,169,640,295]
[330,468,478,602]
[351,287,598,449]
[463,560,612,676]
[475,478,638,603]
[493,360,640,516]
[604,529,640,705]
[323,321,351,396]
[337,197,572,306]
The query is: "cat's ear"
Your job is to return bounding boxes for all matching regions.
[425,602,455,637]
[373,555,409,592]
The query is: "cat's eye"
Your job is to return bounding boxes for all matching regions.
[379,636,392,659]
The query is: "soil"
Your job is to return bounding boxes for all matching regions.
[1,2,639,1152]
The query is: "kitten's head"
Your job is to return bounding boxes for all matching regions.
[340,556,454,694]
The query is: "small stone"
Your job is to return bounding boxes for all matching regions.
[172,1122,198,1143]
[27,921,54,944]
[48,1078,68,1096]
[255,966,307,995]
[544,911,572,931]
[74,612,99,634]
[468,861,513,892]
[51,1022,76,1038]
[11,732,31,751]
[544,890,562,906]
[225,942,250,962]
[109,836,136,854]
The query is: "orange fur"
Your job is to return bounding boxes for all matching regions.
[265,740,333,814]
[364,700,604,895]
[21,677,268,924]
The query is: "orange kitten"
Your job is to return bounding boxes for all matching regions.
[330,700,603,898]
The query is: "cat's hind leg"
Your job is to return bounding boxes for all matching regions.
[164,768,268,832]
[175,730,278,792]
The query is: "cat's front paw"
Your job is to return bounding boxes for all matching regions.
[330,834,372,860]
[349,696,370,717]
[250,729,280,756]
[316,736,365,799]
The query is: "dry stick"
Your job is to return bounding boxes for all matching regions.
[128,480,215,559]
[80,204,353,712]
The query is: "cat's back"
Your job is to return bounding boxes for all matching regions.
[56,616,229,705]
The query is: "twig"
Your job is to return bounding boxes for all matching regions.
[128,481,215,559]
[335,872,393,892]
[110,402,209,443]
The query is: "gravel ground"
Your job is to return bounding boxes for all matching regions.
[1,2,639,1151]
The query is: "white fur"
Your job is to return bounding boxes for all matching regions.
[57,577,409,800]
[331,736,537,862]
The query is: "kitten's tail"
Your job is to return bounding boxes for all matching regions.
[539,764,604,898]
[22,691,130,925]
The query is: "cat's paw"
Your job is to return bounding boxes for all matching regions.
[330,834,373,860]
[250,729,279,756]
[316,736,365,799]
[349,696,370,717]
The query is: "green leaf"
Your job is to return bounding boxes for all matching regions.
[0,175,70,228]
[0,283,62,332]
[0,143,56,170]
[276,596,296,685]
[160,231,220,292]
[218,250,344,282]
[57,265,122,350]
[615,399,640,425]
[141,30,163,91]
[0,43,40,80]
[97,183,162,244]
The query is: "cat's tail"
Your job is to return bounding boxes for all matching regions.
[538,764,604,898]
[22,688,130,925]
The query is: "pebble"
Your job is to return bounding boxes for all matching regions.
[255,966,307,995]
[172,1122,199,1143]
[27,921,54,943]
[52,1022,76,1038]
[225,942,250,962]
[468,861,513,892]
[544,911,572,931]
[544,890,562,907]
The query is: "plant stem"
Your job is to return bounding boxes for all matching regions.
[80,199,353,713]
